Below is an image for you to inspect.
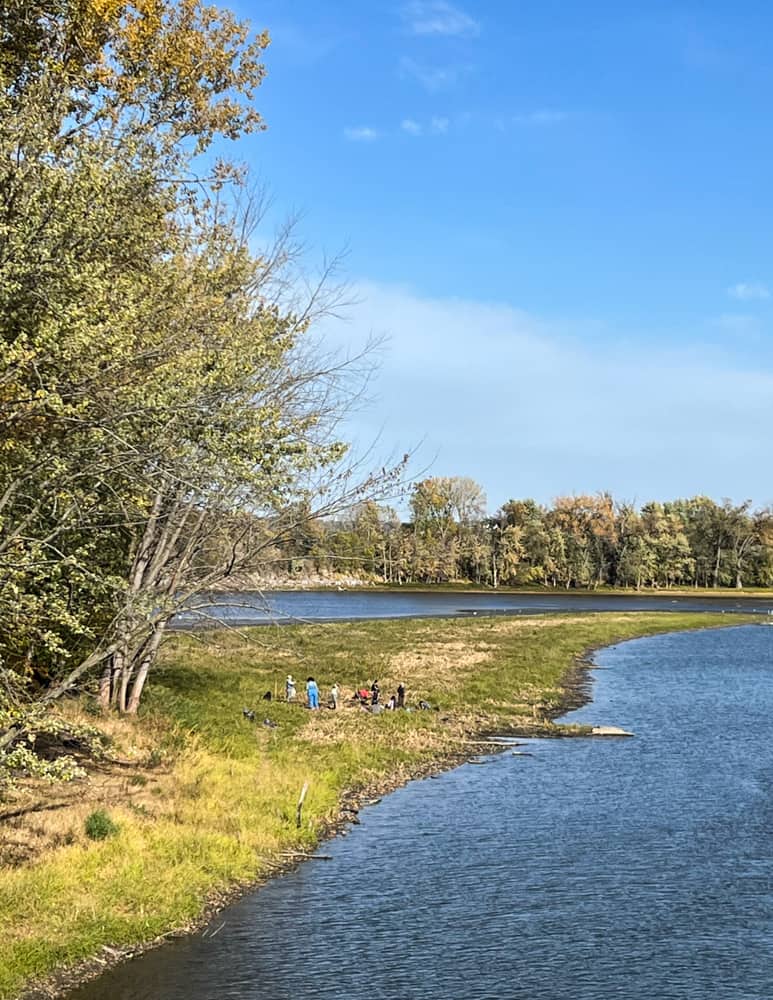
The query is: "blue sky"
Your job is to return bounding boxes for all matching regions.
[226,1,773,512]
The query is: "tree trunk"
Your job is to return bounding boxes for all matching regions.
[110,655,123,708]
[126,625,165,714]
[97,660,112,711]
[117,653,132,713]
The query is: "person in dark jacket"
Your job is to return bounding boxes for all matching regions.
[370,679,380,706]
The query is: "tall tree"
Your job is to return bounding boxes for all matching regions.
[1,1,401,750]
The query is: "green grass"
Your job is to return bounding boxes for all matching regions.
[0,611,758,998]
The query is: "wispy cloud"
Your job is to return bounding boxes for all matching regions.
[728,281,770,301]
[343,126,381,142]
[512,109,568,126]
[400,116,451,137]
[399,56,470,92]
[322,281,773,507]
[402,1,480,38]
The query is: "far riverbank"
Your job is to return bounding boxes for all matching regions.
[212,575,773,598]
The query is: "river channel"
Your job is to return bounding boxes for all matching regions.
[67,623,773,1000]
[176,588,773,626]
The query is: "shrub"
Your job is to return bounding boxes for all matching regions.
[84,810,119,841]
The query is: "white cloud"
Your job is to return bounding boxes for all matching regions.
[728,281,770,301]
[398,57,469,92]
[401,118,423,136]
[402,1,480,38]
[321,281,773,507]
[430,116,450,134]
[343,126,380,142]
[512,109,568,126]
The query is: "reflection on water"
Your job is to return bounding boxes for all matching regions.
[176,588,773,626]
[67,625,773,1000]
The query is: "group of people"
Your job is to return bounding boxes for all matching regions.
[284,674,406,712]
[354,680,406,711]
[285,674,339,710]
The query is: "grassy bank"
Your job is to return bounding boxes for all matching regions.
[0,611,757,999]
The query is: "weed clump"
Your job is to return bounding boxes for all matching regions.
[84,809,119,841]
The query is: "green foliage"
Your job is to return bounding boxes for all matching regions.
[0,1,265,696]
[0,0,392,730]
[0,688,107,795]
[84,810,119,841]
[0,744,86,791]
[0,1,271,688]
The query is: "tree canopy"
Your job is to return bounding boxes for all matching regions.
[0,0,401,785]
[285,485,773,592]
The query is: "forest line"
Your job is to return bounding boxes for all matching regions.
[271,479,773,591]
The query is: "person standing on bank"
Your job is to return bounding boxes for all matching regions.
[286,675,296,702]
[370,679,380,706]
[396,682,405,709]
[306,676,319,710]
[329,683,339,710]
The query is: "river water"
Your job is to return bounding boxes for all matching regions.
[67,623,773,1000]
[176,589,773,626]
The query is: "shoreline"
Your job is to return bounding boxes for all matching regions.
[210,581,773,599]
[9,614,758,1000]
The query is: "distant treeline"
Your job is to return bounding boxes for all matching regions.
[269,478,773,590]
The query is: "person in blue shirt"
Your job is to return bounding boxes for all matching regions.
[306,676,319,710]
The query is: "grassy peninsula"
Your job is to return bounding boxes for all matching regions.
[0,612,756,999]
